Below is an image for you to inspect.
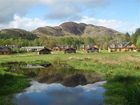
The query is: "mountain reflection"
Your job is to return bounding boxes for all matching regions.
[15,81,106,105]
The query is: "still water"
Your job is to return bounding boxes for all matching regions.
[15,81,106,105]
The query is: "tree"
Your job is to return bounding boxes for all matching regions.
[125,32,130,41]
[84,37,95,45]
[136,36,140,49]
[132,28,140,44]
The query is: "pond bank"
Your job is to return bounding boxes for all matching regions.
[0,61,105,105]
[1,61,104,87]
[2,59,140,105]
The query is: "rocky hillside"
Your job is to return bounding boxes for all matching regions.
[33,22,122,37]
[0,28,37,40]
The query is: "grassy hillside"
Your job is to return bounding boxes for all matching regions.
[33,22,123,37]
[0,28,37,40]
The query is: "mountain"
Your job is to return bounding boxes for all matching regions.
[0,22,124,40]
[32,22,122,37]
[0,28,37,40]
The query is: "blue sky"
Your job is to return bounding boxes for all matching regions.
[0,0,139,33]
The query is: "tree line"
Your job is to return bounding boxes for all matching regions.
[0,28,140,50]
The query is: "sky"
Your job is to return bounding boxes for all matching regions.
[0,0,139,33]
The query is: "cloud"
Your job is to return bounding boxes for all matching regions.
[40,0,109,7]
[77,16,139,33]
[0,15,47,31]
[0,0,138,33]
[0,15,138,33]
[0,0,37,23]
[78,16,123,29]
[0,0,109,31]
[0,0,109,24]
[40,0,109,20]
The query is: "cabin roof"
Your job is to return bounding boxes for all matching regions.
[21,46,44,49]
[39,48,52,52]
[108,42,134,49]
[64,48,76,50]
[0,46,11,51]
[87,47,99,50]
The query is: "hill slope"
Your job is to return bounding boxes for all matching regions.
[0,28,37,40]
[33,22,122,37]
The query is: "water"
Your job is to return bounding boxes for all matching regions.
[2,61,106,104]
[1,61,104,86]
[15,81,106,105]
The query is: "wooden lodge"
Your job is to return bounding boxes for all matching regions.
[86,46,99,53]
[108,42,137,52]
[52,46,65,51]
[21,46,45,52]
[38,48,52,55]
[64,48,76,54]
[0,47,12,55]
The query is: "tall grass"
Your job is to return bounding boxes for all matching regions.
[104,75,140,105]
[0,72,30,105]
[0,73,30,95]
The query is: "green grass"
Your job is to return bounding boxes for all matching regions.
[0,67,30,105]
[0,52,140,78]
[0,51,140,105]
[0,95,14,105]
[0,73,30,96]
[1,52,140,80]
[104,75,140,105]
[0,73,30,105]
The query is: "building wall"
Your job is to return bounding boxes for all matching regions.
[108,47,137,52]
[0,51,11,55]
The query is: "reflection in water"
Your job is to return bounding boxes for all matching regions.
[15,81,106,105]
[2,61,104,86]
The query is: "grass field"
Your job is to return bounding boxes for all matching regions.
[0,51,140,74]
[0,51,140,105]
